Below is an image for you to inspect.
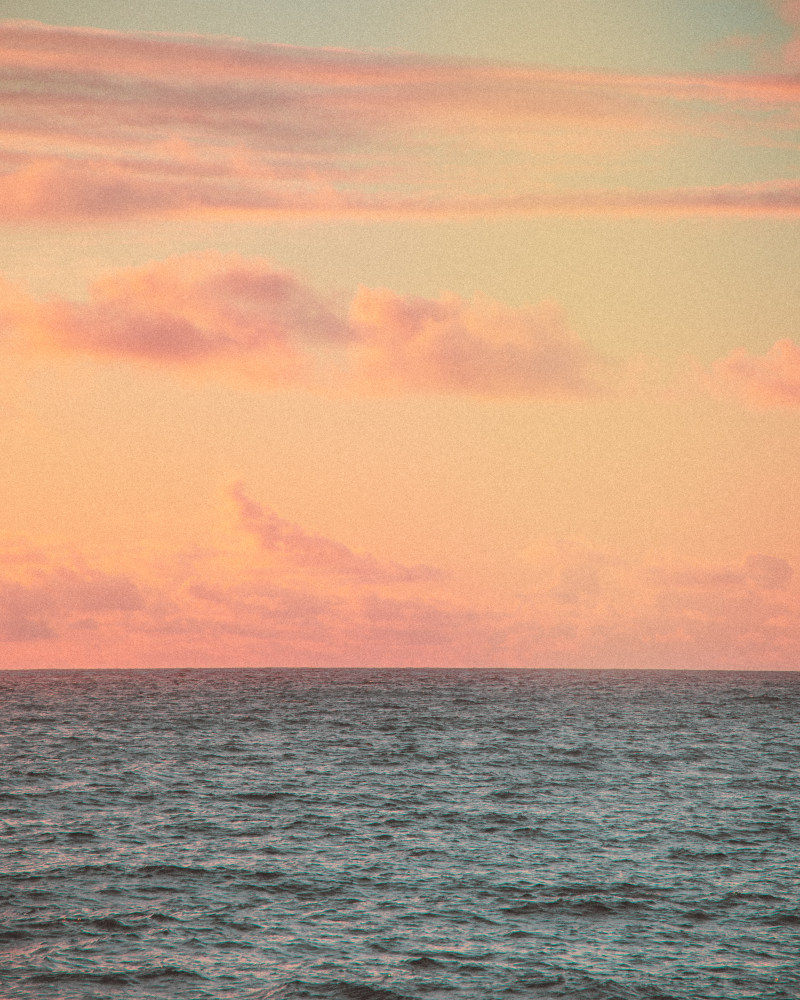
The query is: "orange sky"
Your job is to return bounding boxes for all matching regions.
[1,6,799,669]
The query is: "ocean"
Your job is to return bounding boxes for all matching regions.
[0,668,798,1000]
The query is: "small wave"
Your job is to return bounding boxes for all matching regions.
[512,824,543,839]
[0,862,119,882]
[719,890,782,905]
[516,973,565,988]
[29,966,204,986]
[765,910,800,926]
[503,898,646,918]
[0,928,29,940]
[136,966,206,981]
[405,955,443,969]
[478,810,519,825]
[517,969,680,1000]
[88,916,129,931]
[269,980,414,1000]
[136,863,210,877]
[29,972,132,985]
[236,791,288,802]
[541,881,664,900]
[668,848,728,862]
[3,917,67,933]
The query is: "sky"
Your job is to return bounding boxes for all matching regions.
[0,0,799,670]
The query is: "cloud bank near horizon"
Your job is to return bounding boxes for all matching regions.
[1,513,796,671]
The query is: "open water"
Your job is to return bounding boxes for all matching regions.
[0,668,798,1000]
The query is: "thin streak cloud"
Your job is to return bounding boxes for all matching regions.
[1,20,799,222]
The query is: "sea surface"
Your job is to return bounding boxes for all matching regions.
[0,668,798,1000]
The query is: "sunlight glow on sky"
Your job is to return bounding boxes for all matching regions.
[1,1,799,669]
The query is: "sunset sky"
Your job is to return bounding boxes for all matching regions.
[1,1,799,670]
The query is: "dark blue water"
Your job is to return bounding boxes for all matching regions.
[1,668,798,1000]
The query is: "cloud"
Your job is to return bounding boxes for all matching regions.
[1,529,797,670]
[0,560,144,642]
[664,568,746,589]
[549,544,614,607]
[745,553,794,589]
[6,253,607,399]
[774,0,800,68]
[25,252,348,388]
[189,580,337,621]
[656,553,794,592]
[11,252,800,410]
[1,20,799,222]
[549,551,800,670]
[713,338,800,406]
[460,180,800,217]
[232,484,441,584]
[520,547,800,670]
[350,287,605,398]
[3,161,800,222]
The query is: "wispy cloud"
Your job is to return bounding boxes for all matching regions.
[1,20,799,222]
[232,483,441,584]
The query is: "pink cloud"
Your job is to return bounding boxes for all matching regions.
[631,554,796,668]
[0,561,143,643]
[745,553,794,589]
[12,252,800,409]
[523,548,800,670]
[0,530,797,670]
[550,546,614,607]
[714,338,800,406]
[1,21,799,222]
[232,484,441,584]
[662,567,747,589]
[350,287,605,398]
[655,554,794,592]
[462,179,800,217]
[189,581,337,621]
[6,254,607,399]
[0,273,32,342]
[552,557,799,671]
[5,161,800,223]
[775,0,800,68]
[715,2,800,72]
[26,252,348,385]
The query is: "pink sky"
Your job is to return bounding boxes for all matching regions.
[1,6,799,669]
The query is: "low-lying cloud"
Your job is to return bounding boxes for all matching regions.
[0,559,144,643]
